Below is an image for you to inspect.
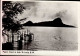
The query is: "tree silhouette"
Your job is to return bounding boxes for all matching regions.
[2,1,26,44]
[2,1,26,31]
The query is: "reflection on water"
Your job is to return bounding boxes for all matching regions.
[19,27,78,51]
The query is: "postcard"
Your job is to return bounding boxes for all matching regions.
[0,0,80,56]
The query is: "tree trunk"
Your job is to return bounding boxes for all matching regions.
[12,31,14,46]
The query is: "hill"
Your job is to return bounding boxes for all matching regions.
[23,18,75,27]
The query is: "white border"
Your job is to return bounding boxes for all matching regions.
[0,0,80,56]
[0,0,2,55]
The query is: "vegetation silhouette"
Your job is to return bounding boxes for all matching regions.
[2,1,26,50]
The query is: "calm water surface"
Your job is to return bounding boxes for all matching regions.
[15,26,78,51]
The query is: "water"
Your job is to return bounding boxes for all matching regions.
[17,26,78,51]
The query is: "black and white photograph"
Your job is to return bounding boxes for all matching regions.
[2,1,78,51]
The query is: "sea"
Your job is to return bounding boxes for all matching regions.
[13,26,78,51]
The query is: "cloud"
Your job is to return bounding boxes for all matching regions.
[14,2,78,26]
[36,2,78,26]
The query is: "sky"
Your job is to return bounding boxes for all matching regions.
[14,1,78,27]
